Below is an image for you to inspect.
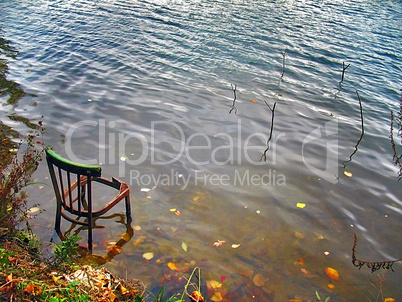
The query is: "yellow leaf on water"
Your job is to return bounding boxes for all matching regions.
[121,232,131,241]
[294,231,304,239]
[182,242,188,252]
[344,170,353,177]
[325,267,340,281]
[167,261,179,271]
[143,252,154,260]
[296,203,306,208]
[27,207,40,214]
[327,283,335,289]
[170,208,177,212]
[252,273,266,287]
[210,292,223,302]
[207,280,222,289]
[384,298,396,302]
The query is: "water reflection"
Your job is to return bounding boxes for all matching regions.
[55,212,134,265]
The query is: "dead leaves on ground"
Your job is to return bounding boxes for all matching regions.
[0,267,145,301]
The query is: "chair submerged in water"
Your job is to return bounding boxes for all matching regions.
[45,148,131,253]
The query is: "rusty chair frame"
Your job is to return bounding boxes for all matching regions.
[45,149,131,253]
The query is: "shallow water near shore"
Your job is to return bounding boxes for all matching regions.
[1,0,401,300]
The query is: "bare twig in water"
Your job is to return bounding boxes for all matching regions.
[352,234,402,273]
[260,101,277,162]
[343,90,364,168]
[390,89,402,180]
[339,61,350,87]
[229,84,238,114]
[280,51,286,80]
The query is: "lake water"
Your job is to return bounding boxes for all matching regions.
[1,0,401,300]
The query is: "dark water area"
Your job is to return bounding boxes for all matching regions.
[1,0,401,301]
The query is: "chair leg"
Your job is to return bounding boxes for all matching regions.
[125,196,131,217]
[88,216,93,254]
[55,203,61,233]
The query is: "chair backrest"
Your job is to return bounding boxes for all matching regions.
[45,149,101,218]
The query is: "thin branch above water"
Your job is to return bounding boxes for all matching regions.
[343,91,364,168]
[229,83,238,114]
[352,234,402,273]
[260,101,277,162]
[339,61,350,87]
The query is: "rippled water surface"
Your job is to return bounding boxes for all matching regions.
[1,0,401,300]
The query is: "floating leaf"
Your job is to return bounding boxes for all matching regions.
[344,170,353,177]
[296,203,306,208]
[143,252,154,260]
[297,257,304,265]
[210,292,223,302]
[133,225,142,231]
[175,210,181,216]
[170,208,177,212]
[140,188,150,192]
[324,251,330,256]
[253,273,266,287]
[213,240,225,247]
[327,283,335,289]
[325,267,340,281]
[28,207,40,214]
[220,275,226,282]
[167,261,179,271]
[252,100,257,103]
[182,242,188,252]
[231,243,241,249]
[207,280,222,289]
[384,298,396,302]
[121,232,131,241]
[294,231,304,239]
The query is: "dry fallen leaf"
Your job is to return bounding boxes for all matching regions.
[344,170,353,177]
[297,257,304,265]
[190,290,204,302]
[325,267,340,281]
[252,273,266,287]
[210,292,223,302]
[182,242,188,252]
[207,280,222,289]
[143,252,154,260]
[167,261,180,271]
[121,232,131,241]
[23,283,42,296]
[294,231,304,239]
[213,240,225,247]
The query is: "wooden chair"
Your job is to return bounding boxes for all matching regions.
[45,149,131,253]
